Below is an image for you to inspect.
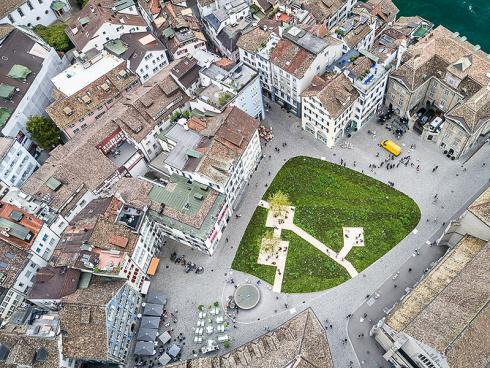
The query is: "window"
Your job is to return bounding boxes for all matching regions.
[38,0,43,3]
[42,234,48,241]
[27,1,33,10]
[17,8,24,17]
[7,14,14,22]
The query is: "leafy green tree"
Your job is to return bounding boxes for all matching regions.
[77,0,89,7]
[268,190,291,215]
[26,116,61,150]
[33,24,72,52]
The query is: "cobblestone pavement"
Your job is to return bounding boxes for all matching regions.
[145,99,490,367]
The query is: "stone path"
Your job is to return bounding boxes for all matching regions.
[338,227,365,260]
[259,200,359,281]
[287,224,359,278]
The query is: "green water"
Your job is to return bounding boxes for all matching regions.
[394,0,490,52]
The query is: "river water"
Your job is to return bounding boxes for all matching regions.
[394,0,490,52]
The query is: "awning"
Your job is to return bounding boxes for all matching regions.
[134,341,155,356]
[50,1,65,11]
[158,353,172,365]
[0,107,11,127]
[137,328,159,342]
[161,27,175,38]
[159,331,171,344]
[146,293,167,306]
[7,65,31,80]
[167,344,181,358]
[143,303,163,317]
[140,316,160,329]
[147,257,160,276]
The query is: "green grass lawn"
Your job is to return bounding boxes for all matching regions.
[281,231,350,293]
[231,207,276,285]
[232,156,420,293]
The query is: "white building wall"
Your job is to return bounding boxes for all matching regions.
[302,95,356,147]
[1,0,70,27]
[352,73,389,127]
[134,50,169,83]
[272,42,343,115]
[30,224,60,262]
[0,141,39,187]
[132,215,162,273]
[0,256,43,320]
[2,46,67,146]
[73,23,147,53]
[172,39,207,59]
[231,76,264,119]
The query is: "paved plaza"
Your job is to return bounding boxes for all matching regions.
[144,99,490,367]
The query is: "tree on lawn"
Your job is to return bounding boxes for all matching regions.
[26,116,61,150]
[268,190,291,216]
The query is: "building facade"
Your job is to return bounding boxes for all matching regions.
[1,0,70,27]
[0,138,39,188]
[384,26,490,158]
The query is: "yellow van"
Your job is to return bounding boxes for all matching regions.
[380,139,401,156]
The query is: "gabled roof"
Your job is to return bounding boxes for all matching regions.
[385,235,489,368]
[302,74,359,119]
[28,266,81,301]
[66,0,147,51]
[0,1,26,20]
[60,277,126,361]
[0,26,49,129]
[270,38,315,79]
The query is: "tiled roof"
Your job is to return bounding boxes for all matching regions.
[302,0,344,24]
[270,38,315,79]
[468,187,490,227]
[21,118,120,211]
[119,32,166,71]
[0,239,29,290]
[28,266,81,301]
[392,26,490,133]
[0,0,25,19]
[385,235,489,367]
[302,73,359,119]
[366,0,399,23]
[23,63,187,211]
[236,27,272,53]
[0,27,47,128]
[46,62,138,130]
[60,277,125,361]
[0,24,15,40]
[0,137,14,160]
[0,202,43,250]
[343,23,372,49]
[0,332,60,368]
[169,308,334,368]
[195,107,259,185]
[66,0,147,51]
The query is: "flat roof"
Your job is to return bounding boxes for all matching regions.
[51,52,124,96]
[148,175,225,240]
[160,123,202,170]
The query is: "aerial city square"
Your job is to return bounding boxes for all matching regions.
[0,0,488,367]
